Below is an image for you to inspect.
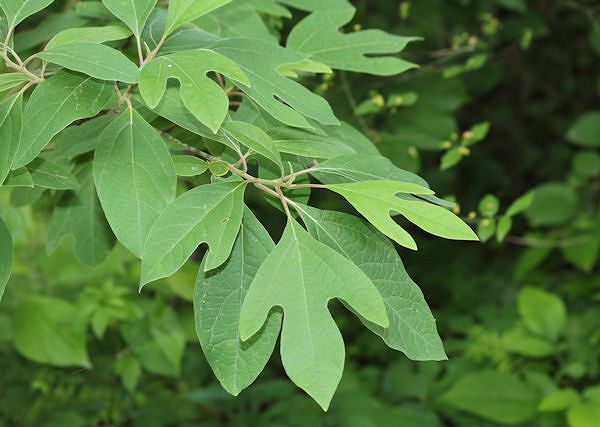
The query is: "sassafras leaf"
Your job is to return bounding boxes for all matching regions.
[0,0,55,29]
[195,209,281,395]
[94,108,176,257]
[140,181,247,287]
[139,49,249,132]
[0,93,23,186]
[165,0,232,35]
[239,219,388,410]
[36,42,140,83]
[45,25,132,49]
[328,180,477,250]
[13,70,113,169]
[101,0,157,39]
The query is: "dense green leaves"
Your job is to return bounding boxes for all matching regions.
[296,205,446,361]
[94,108,176,257]
[329,180,477,249]
[287,8,418,75]
[140,181,246,287]
[195,209,281,396]
[240,219,388,410]
[36,42,140,83]
[0,216,12,301]
[139,49,249,132]
[13,70,113,169]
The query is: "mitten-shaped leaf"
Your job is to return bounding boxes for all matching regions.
[13,70,113,169]
[140,181,247,287]
[239,219,388,410]
[102,0,157,39]
[94,108,176,257]
[328,180,478,250]
[0,216,12,301]
[36,42,140,83]
[139,49,249,132]
[287,8,418,76]
[296,205,446,361]
[195,209,281,396]
[213,38,338,129]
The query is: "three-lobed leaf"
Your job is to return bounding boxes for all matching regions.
[239,219,388,410]
[296,205,446,361]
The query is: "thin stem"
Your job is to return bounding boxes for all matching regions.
[286,183,326,190]
[136,37,145,66]
[276,186,292,218]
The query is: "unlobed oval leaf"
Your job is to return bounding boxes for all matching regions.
[94,107,177,257]
[36,42,140,83]
[165,0,232,35]
[0,0,55,29]
[102,0,157,38]
[45,25,132,49]
[13,70,114,169]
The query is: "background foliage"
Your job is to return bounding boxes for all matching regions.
[1,0,600,426]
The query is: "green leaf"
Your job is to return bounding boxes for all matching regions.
[567,112,600,147]
[441,371,539,425]
[502,328,554,358]
[239,219,388,410]
[94,108,176,257]
[0,216,12,301]
[213,38,338,129]
[115,352,142,392]
[36,42,140,83]
[165,0,232,35]
[0,93,22,185]
[478,194,499,218]
[539,389,581,412]
[13,296,91,368]
[310,154,427,187]
[287,8,418,76]
[173,155,207,177]
[195,209,281,396]
[13,70,113,169]
[45,25,132,49]
[0,0,55,29]
[525,183,577,227]
[506,191,534,217]
[102,0,157,38]
[49,114,116,160]
[140,181,246,287]
[139,49,249,132]
[47,165,116,267]
[268,127,354,159]
[567,404,600,427]
[328,180,478,250]
[518,287,567,341]
[296,205,446,361]
[0,72,28,94]
[440,147,463,171]
[222,121,283,170]
[3,167,33,187]
[27,158,79,190]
